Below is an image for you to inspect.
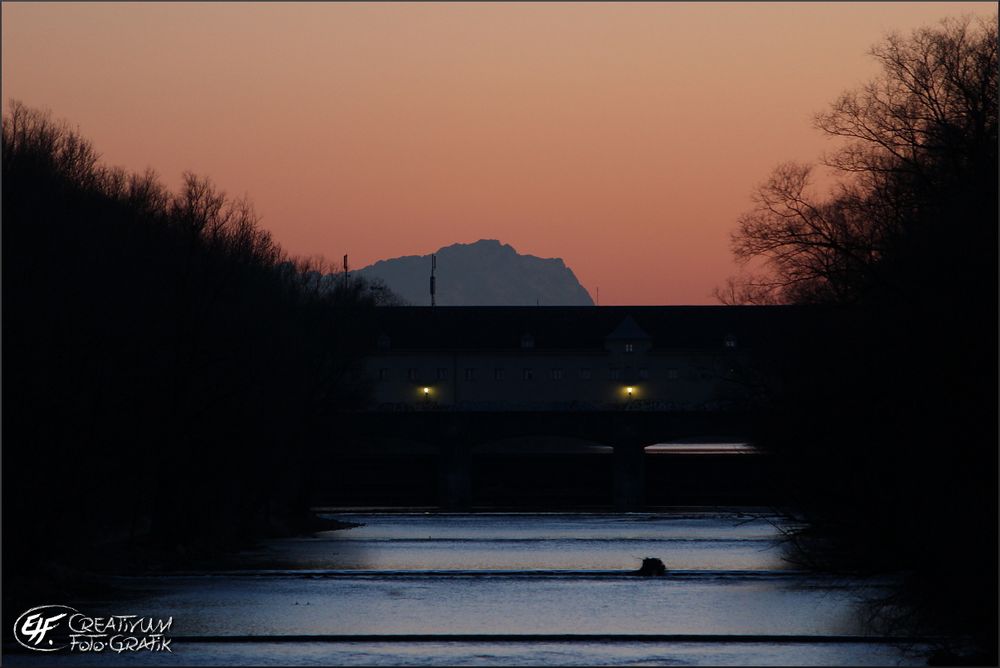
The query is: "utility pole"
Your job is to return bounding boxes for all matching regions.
[430,254,437,307]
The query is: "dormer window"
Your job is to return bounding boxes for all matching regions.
[604,316,651,354]
[520,333,535,349]
[377,334,391,350]
[724,334,737,349]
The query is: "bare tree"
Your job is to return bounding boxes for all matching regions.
[720,15,997,305]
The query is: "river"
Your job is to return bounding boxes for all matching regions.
[7,511,933,665]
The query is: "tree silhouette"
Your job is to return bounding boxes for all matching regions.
[719,15,997,306]
[715,16,997,660]
[2,100,399,590]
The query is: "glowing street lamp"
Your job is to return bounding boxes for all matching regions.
[422,387,431,398]
[626,386,634,399]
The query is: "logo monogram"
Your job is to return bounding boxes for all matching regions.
[13,605,77,651]
[12,605,173,653]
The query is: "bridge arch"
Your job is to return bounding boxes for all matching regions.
[314,410,755,509]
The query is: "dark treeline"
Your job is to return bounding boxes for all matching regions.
[2,101,394,585]
[720,17,997,660]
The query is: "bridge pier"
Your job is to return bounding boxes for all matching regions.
[613,443,645,510]
[438,443,472,509]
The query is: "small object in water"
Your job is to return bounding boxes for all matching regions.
[636,557,666,576]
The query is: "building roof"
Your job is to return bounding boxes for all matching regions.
[368,305,822,353]
[604,315,651,341]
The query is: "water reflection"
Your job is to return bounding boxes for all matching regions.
[4,512,926,666]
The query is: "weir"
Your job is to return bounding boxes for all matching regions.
[312,410,763,510]
[312,305,801,509]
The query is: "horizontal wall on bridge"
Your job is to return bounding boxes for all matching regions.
[309,448,778,510]
[330,410,755,452]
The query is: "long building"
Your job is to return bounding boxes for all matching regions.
[362,306,806,411]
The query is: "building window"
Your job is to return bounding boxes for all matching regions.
[407,368,418,381]
[624,343,635,353]
[667,369,679,381]
[724,334,737,348]
[579,368,592,380]
[464,368,476,381]
[378,368,390,381]
[609,367,622,380]
[522,368,534,381]
[377,334,391,350]
[638,368,650,380]
[436,368,448,380]
[520,333,535,349]
[494,368,505,381]
[551,368,564,380]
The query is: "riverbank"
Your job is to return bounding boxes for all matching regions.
[776,516,997,666]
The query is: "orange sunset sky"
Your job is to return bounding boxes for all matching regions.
[3,2,994,305]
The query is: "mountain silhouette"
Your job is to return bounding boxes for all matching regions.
[357,239,594,306]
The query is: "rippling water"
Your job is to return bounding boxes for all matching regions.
[6,512,931,665]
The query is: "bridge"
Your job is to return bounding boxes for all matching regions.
[307,306,814,509]
[315,409,761,509]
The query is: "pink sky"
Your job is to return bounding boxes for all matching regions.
[3,2,993,304]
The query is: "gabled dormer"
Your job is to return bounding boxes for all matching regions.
[604,315,652,354]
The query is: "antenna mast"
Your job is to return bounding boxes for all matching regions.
[430,254,437,307]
